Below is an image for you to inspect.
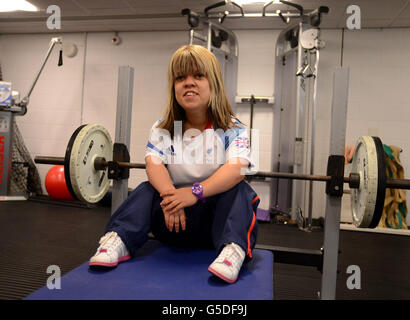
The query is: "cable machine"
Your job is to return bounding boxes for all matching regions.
[182,1,329,230]
[270,2,329,230]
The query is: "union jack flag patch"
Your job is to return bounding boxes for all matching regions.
[234,137,250,149]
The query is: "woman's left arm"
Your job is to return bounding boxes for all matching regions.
[201,158,249,197]
[160,158,249,214]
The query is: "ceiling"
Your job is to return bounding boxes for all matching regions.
[0,0,409,34]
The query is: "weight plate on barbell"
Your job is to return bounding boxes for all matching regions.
[350,136,386,228]
[64,124,112,203]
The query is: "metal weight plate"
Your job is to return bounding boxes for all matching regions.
[64,124,113,203]
[64,124,87,200]
[350,136,386,228]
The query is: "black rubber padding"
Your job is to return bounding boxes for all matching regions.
[64,124,87,200]
[369,136,386,228]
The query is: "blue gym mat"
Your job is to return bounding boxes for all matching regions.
[25,240,273,300]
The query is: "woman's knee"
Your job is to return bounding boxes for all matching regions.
[130,181,156,195]
[219,179,256,199]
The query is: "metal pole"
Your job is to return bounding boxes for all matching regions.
[308,47,320,230]
[189,29,194,45]
[206,22,212,51]
[111,66,134,215]
[320,67,350,300]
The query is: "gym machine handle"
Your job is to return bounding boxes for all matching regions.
[58,49,63,67]
[204,1,244,18]
[280,0,304,16]
[204,1,227,17]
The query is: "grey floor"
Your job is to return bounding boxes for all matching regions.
[0,198,409,300]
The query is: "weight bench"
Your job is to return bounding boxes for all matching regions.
[25,240,273,300]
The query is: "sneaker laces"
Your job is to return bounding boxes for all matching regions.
[98,232,121,252]
[218,243,244,266]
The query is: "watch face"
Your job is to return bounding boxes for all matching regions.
[192,183,202,195]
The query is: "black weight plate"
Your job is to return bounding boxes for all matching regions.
[369,136,386,228]
[64,124,87,201]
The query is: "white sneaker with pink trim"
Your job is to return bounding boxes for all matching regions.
[89,231,131,268]
[208,242,245,283]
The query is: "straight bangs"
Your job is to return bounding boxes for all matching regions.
[169,49,208,80]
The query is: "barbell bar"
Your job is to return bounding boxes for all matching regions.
[33,156,147,170]
[33,124,410,229]
[34,154,410,190]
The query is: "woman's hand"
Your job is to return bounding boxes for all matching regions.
[163,208,186,232]
[160,187,198,215]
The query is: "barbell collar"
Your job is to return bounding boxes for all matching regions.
[348,173,360,189]
[94,157,108,171]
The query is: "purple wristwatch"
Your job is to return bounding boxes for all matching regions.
[192,182,206,203]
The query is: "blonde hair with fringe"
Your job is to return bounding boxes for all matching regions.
[158,45,240,136]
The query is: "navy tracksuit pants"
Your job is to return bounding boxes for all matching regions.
[105,180,260,260]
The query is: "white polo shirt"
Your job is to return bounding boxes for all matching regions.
[145,117,253,188]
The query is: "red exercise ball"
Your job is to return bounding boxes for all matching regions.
[45,165,74,201]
